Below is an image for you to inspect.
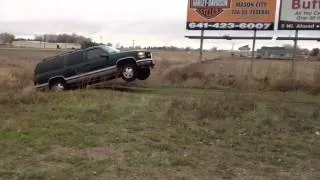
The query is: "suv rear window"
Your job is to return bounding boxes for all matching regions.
[36,56,64,74]
[67,51,83,66]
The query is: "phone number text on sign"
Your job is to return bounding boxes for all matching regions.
[187,22,274,30]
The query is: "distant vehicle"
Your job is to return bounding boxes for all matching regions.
[33,45,155,91]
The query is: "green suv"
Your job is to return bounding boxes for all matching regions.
[33,45,155,91]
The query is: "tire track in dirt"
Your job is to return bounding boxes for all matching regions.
[90,82,320,109]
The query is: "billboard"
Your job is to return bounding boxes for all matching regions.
[278,0,320,30]
[186,0,277,30]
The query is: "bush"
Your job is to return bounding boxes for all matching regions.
[0,33,15,44]
[309,48,320,57]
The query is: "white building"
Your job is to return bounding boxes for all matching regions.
[238,45,251,57]
[12,41,81,49]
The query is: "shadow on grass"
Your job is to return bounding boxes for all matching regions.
[91,84,154,94]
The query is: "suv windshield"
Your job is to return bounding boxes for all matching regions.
[101,45,120,54]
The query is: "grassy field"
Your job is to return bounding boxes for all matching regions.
[0,48,320,179]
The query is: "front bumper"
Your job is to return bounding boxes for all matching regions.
[136,59,155,69]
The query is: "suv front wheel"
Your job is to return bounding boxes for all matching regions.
[120,64,137,82]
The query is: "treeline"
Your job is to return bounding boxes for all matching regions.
[0,33,15,43]
[119,46,210,52]
[34,33,90,44]
[33,33,114,49]
[142,46,196,51]
[0,32,100,49]
[282,44,320,57]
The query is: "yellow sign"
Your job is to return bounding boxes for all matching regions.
[186,0,277,30]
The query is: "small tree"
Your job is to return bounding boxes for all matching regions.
[309,48,320,57]
[185,47,191,51]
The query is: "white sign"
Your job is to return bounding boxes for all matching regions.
[278,0,320,30]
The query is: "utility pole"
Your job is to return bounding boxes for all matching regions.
[132,40,135,49]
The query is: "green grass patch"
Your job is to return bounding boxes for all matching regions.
[0,89,319,179]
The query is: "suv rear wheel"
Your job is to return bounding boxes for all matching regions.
[50,80,66,92]
[120,64,137,82]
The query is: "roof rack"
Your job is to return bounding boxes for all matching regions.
[58,49,82,56]
[42,49,82,62]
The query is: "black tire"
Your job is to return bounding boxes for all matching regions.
[120,64,137,82]
[137,68,151,80]
[49,80,66,92]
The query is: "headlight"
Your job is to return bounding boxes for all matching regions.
[138,52,145,59]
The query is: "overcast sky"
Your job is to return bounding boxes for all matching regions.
[1,0,320,50]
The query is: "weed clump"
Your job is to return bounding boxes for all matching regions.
[163,61,320,95]
[0,69,34,91]
[198,95,256,120]
[271,78,311,92]
[166,95,256,121]
[0,91,50,105]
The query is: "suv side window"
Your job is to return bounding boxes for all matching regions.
[87,49,105,61]
[67,51,83,66]
[37,56,64,74]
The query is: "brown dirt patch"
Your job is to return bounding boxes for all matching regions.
[44,145,86,158]
[85,147,109,161]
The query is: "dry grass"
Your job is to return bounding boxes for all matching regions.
[152,51,223,63]
[198,95,256,120]
[156,58,320,94]
[0,57,319,179]
[157,92,320,179]
[0,48,320,95]
[0,48,63,92]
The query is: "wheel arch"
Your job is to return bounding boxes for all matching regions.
[116,57,137,68]
[48,76,66,87]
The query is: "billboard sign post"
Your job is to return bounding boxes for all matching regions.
[199,29,204,62]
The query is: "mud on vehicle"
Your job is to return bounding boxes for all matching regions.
[33,45,155,91]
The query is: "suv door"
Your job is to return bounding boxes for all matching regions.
[64,50,85,79]
[85,48,110,72]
